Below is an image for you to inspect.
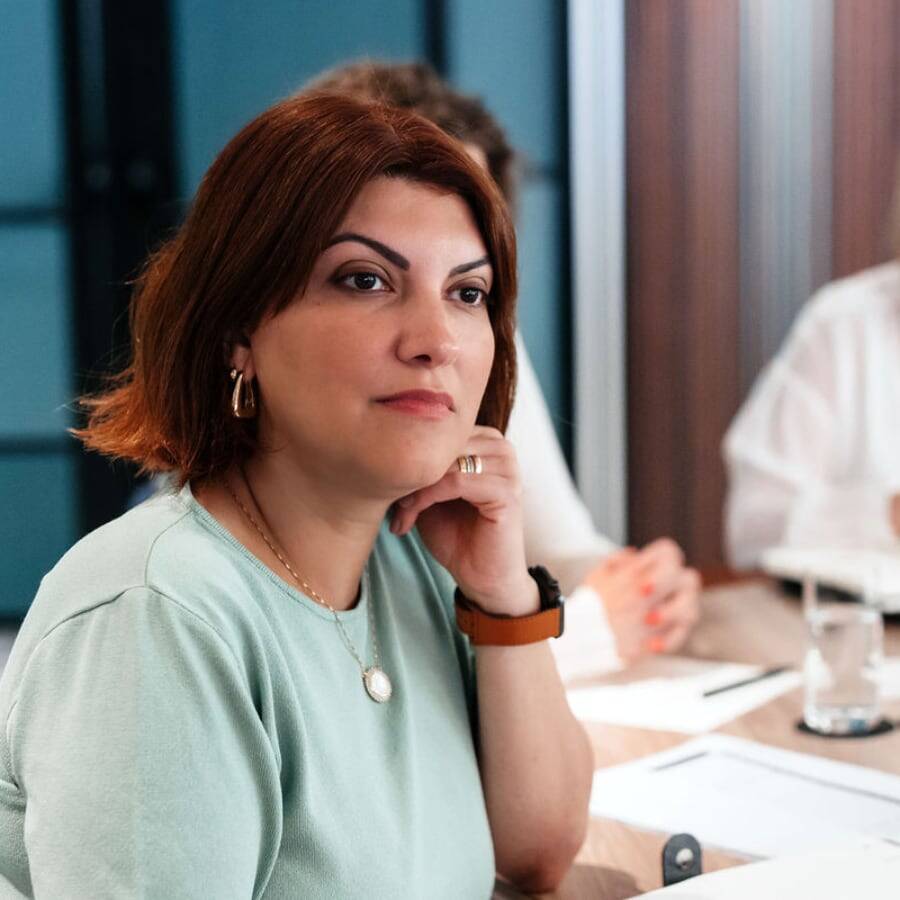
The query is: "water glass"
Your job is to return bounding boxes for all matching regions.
[802,576,884,735]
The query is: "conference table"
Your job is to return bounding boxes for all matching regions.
[535,578,900,899]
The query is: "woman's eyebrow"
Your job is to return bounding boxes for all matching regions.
[326,232,409,269]
[448,256,491,277]
[326,234,491,280]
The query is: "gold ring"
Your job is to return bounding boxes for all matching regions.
[457,454,482,475]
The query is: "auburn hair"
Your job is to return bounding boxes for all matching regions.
[75,92,518,485]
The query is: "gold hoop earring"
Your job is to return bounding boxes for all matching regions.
[230,368,257,419]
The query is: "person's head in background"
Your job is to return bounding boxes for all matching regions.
[306,61,516,206]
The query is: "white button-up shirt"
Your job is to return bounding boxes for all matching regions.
[723,261,900,569]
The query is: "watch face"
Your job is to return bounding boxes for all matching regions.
[529,565,563,611]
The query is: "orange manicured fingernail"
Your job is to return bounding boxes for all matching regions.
[644,609,662,627]
[647,636,666,654]
[640,582,655,598]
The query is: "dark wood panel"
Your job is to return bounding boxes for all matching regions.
[625,0,741,566]
[832,0,900,277]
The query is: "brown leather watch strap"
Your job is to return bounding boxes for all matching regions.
[454,596,563,646]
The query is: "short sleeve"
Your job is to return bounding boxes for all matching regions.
[6,588,282,899]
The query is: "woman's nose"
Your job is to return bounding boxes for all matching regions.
[395,298,460,368]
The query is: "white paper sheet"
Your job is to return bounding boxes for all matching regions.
[590,735,900,859]
[637,837,900,900]
[566,662,801,733]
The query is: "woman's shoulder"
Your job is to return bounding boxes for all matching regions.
[804,261,900,327]
[766,262,900,377]
[20,487,259,657]
[34,489,192,618]
[1,488,277,721]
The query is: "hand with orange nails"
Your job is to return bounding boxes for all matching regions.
[582,538,701,663]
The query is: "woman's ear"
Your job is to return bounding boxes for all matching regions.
[227,334,256,381]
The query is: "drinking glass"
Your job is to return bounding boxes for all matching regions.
[802,575,884,735]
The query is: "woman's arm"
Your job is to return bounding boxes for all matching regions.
[391,427,593,891]
[725,442,900,567]
[475,631,594,891]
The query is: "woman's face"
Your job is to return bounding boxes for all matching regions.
[237,176,496,499]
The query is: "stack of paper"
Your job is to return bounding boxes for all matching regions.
[590,735,900,859]
[566,662,800,733]
[638,837,900,899]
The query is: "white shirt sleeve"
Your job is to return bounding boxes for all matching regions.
[723,278,900,569]
[549,585,623,680]
[507,333,622,677]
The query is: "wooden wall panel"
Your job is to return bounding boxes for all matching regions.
[625,0,741,565]
[832,0,900,277]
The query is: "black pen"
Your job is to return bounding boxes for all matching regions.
[702,665,791,698]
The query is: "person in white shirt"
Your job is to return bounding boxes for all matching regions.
[309,62,701,677]
[723,260,900,569]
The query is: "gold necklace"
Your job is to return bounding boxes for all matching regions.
[225,472,393,704]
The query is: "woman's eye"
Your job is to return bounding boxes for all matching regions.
[451,286,488,307]
[339,271,388,292]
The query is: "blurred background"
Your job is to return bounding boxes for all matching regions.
[1,0,899,620]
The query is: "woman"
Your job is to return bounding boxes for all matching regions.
[723,259,900,569]
[0,94,592,897]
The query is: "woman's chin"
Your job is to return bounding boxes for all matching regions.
[379,455,455,497]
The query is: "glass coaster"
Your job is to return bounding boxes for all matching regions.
[796,718,894,739]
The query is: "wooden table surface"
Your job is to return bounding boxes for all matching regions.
[541,578,900,899]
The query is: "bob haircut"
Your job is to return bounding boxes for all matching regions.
[76,92,518,485]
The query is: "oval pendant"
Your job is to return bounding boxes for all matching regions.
[363,666,393,703]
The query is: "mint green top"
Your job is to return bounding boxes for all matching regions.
[0,484,495,898]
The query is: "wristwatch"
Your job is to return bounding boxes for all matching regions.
[454,565,565,646]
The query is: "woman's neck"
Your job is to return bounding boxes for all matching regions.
[196,456,390,611]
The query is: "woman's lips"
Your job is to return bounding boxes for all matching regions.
[376,390,454,419]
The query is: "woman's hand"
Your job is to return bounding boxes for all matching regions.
[390,426,537,616]
[583,539,701,662]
